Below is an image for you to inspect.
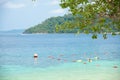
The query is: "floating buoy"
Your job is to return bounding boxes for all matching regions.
[57,58,61,61]
[64,60,67,62]
[113,66,118,68]
[34,53,38,58]
[48,56,54,58]
[96,64,100,67]
[72,60,76,62]
[59,54,64,57]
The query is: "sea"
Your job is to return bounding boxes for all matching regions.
[0,33,120,80]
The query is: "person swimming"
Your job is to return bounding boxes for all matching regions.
[76,59,82,62]
[94,56,99,60]
[88,58,92,62]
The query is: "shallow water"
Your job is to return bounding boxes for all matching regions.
[1,61,120,80]
[0,33,120,80]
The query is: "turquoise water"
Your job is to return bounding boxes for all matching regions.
[0,33,120,80]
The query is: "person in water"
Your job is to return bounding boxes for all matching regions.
[94,56,99,60]
[88,58,92,62]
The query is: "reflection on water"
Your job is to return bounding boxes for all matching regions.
[34,57,38,64]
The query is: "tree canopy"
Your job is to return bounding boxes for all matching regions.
[59,0,120,39]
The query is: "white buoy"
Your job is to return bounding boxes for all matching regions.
[34,53,38,58]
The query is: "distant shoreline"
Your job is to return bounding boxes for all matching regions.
[22,32,120,35]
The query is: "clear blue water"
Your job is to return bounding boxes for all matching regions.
[0,33,120,80]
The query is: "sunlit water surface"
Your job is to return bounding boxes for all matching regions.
[0,33,120,80]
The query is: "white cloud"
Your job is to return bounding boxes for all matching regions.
[50,0,60,5]
[51,9,66,14]
[3,1,26,9]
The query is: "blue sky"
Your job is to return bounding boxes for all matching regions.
[0,0,68,31]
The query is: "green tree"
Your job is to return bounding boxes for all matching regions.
[59,0,120,39]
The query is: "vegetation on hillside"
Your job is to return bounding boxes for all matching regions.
[24,13,119,36]
[23,14,80,34]
[29,0,120,39]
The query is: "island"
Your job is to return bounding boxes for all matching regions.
[23,14,79,34]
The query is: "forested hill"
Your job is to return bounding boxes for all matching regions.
[23,14,78,34]
[23,14,118,34]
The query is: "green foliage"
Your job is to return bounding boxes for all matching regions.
[24,14,119,38]
[23,14,80,34]
[59,0,120,39]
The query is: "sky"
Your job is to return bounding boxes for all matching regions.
[0,0,68,31]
